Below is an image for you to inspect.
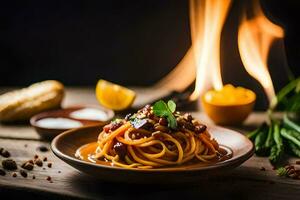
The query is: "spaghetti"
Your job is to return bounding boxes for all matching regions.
[77,102,225,169]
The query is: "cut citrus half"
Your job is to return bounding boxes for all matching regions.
[95,80,136,111]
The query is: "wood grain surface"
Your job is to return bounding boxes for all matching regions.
[1,87,300,200]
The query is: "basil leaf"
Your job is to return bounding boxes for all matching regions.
[167,114,177,129]
[153,100,169,116]
[167,100,176,113]
[153,100,177,129]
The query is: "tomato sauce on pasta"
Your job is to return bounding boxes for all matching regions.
[76,103,232,169]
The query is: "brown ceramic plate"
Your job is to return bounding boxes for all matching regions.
[51,125,254,184]
[31,106,114,140]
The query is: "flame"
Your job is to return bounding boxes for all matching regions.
[156,0,284,105]
[238,0,284,102]
[155,0,231,97]
[189,0,232,100]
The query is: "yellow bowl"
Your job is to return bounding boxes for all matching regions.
[201,91,256,126]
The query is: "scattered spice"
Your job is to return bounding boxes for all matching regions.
[34,158,43,167]
[0,169,6,176]
[2,159,17,170]
[21,161,34,171]
[20,169,28,178]
[37,145,49,152]
[0,146,58,181]
[0,149,11,158]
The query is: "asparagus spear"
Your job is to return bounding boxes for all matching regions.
[265,122,274,151]
[270,77,300,111]
[283,114,300,133]
[280,128,300,149]
[287,140,300,157]
[269,122,284,165]
[254,126,269,156]
[247,123,267,141]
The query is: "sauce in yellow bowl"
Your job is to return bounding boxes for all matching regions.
[201,85,256,125]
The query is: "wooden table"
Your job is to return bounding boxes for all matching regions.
[1,87,300,200]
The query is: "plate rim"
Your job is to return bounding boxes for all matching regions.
[51,124,254,173]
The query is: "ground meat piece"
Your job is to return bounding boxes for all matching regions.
[113,142,127,160]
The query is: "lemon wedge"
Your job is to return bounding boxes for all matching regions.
[95,80,136,111]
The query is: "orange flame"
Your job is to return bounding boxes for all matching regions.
[238,0,284,102]
[155,0,231,96]
[189,0,232,100]
[156,0,284,106]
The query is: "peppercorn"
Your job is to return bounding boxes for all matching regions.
[2,159,17,170]
[1,150,11,158]
[20,169,28,178]
[22,162,34,171]
[34,158,43,167]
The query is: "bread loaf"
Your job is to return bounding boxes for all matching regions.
[0,80,64,122]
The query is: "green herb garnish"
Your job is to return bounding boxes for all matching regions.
[276,167,288,177]
[167,100,176,113]
[153,100,177,129]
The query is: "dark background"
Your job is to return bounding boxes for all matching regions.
[0,0,299,105]
[0,0,189,86]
